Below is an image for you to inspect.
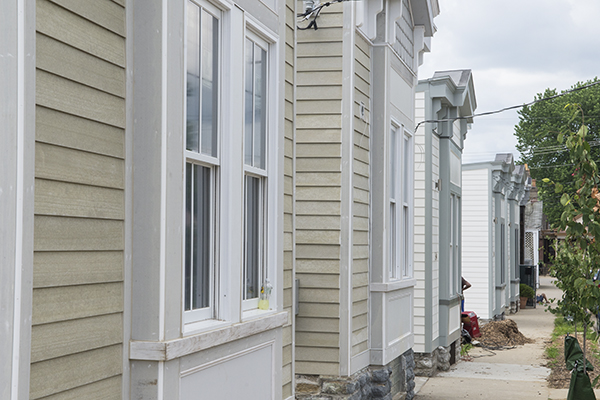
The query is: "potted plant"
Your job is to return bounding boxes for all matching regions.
[519,283,535,309]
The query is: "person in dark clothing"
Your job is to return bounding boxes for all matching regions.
[461,277,471,312]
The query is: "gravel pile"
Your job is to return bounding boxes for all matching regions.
[478,319,534,348]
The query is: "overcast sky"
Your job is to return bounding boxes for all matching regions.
[418,0,600,164]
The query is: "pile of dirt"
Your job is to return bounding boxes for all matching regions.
[477,319,534,348]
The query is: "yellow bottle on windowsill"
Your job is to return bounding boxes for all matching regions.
[258,279,272,310]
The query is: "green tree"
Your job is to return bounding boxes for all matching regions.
[515,78,600,227]
[546,104,600,381]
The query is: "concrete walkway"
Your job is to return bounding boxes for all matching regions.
[414,275,600,400]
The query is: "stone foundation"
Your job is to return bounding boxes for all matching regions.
[414,340,461,377]
[296,349,415,400]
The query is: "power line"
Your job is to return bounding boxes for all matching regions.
[414,80,600,132]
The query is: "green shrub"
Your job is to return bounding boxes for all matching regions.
[520,283,535,299]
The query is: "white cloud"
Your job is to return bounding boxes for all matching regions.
[419,0,600,163]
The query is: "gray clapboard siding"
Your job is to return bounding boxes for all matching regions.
[36,33,125,98]
[29,345,122,399]
[36,106,124,158]
[34,251,123,288]
[37,70,125,128]
[34,216,124,251]
[49,0,125,37]
[37,0,125,67]
[35,142,124,189]
[32,283,123,325]
[30,313,122,363]
[33,376,122,400]
[35,179,124,220]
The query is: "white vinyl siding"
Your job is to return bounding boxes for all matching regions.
[461,168,491,319]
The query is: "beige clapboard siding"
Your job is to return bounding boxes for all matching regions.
[49,0,125,37]
[33,376,122,400]
[34,251,123,288]
[29,345,122,399]
[32,282,123,325]
[35,178,124,220]
[283,0,295,396]
[37,69,125,128]
[352,32,371,357]
[34,216,124,251]
[37,33,125,98]
[37,0,125,67]
[30,313,122,363]
[32,1,126,397]
[35,142,125,189]
[36,106,124,159]
[296,3,344,377]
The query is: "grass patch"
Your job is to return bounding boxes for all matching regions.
[551,316,597,341]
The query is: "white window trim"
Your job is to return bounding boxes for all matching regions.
[241,20,279,315]
[180,0,281,335]
[183,0,223,327]
[388,121,414,282]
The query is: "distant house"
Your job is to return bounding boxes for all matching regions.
[413,70,477,375]
[462,154,528,320]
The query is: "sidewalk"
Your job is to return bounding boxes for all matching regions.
[414,275,600,400]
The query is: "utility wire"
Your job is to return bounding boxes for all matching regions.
[414,80,600,132]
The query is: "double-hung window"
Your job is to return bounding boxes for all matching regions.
[390,124,413,280]
[184,0,220,323]
[243,32,269,310]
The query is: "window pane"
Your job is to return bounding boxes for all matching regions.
[390,203,396,279]
[244,176,261,300]
[185,163,211,311]
[186,3,200,153]
[390,129,396,199]
[403,205,409,277]
[254,46,267,169]
[201,10,218,157]
[403,135,410,203]
[244,39,254,166]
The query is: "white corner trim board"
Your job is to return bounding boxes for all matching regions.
[130,311,288,361]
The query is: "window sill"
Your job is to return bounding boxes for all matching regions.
[370,278,416,292]
[130,311,288,361]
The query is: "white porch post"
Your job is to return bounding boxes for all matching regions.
[0,0,36,398]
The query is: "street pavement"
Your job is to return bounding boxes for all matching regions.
[414,275,600,400]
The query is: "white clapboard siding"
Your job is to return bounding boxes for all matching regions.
[461,168,491,319]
